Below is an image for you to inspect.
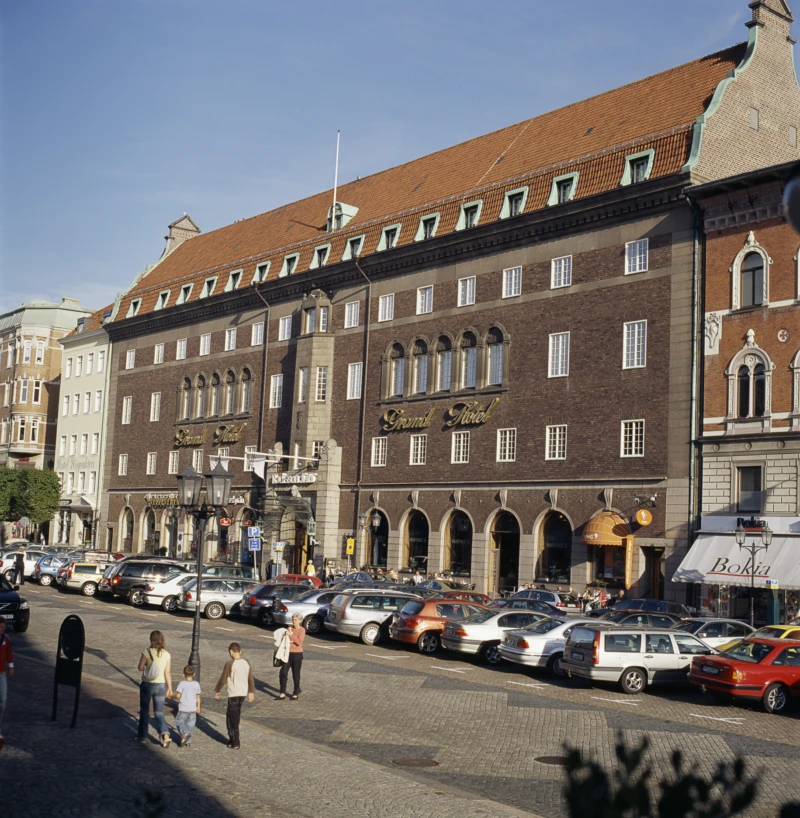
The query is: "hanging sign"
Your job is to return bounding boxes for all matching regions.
[271,473,317,485]
[218,518,232,527]
[248,538,261,551]
[635,509,653,526]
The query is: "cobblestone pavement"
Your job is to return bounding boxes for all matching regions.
[5,585,800,817]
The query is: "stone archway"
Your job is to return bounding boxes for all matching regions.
[491,511,520,594]
[404,510,429,572]
[120,507,134,553]
[537,511,572,584]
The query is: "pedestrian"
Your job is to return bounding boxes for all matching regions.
[306,561,316,577]
[39,532,45,546]
[412,569,423,585]
[277,613,305,701]
[13,548,24,586]
[214,642,254,749]
[0,619,14,743]
[171,665,201,747]
[137,630,173,747]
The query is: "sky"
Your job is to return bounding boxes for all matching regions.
[0,0,752,314]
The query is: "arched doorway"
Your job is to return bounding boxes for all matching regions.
[537,512,572,584]
[368,510,389,567]
[404,511,429,572]
[163,510,179,558]
[143,509,157,554]
[121,508,134,553]
[491,512,520,594]
[445,511,472,577]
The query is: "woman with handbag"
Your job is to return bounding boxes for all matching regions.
[275,614,305,700]
[137,630,173,747]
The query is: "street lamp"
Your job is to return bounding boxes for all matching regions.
[176,463,233,680]
[735,522,773,628]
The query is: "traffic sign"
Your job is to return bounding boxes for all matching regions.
[346,537,355,555]
[272,541,285,552]
[248,538,261,551]
[247,526,261,538]
[766,579,779,588]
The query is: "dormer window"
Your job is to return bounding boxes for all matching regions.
[252,261,270,284]
[280,254,299,277]
[414,213,440,242]
[548,172,579,206]
[509,193,523,216]
[327,202,359,232]
[621,149,655,186]
[557,180,572,203]
[385,228,397,248]
[176,284,193,305]
[200,276,217,298]
[310,244,331,270]
[500,187,529,219]
[126,299,142,318]
[154,290,171,311]
[224,270,242,292]
[631,158,648,183]
[342,235,364,261]
[456,200,483,231]
[378,224,402,252]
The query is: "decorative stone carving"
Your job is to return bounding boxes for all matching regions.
[498,489,508,510]
[704,312,722,356]
[745,328,757,348]
[603,488,614,509]
[546,488,559,509]
[452,489,462,510]
[410,490,419,509]
[370,491,380,508]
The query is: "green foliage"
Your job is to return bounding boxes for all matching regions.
[0,469,19,522]
[0,468,61,525]
[564,734,763,818]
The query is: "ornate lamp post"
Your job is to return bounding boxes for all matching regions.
[735,522,773,628]
[176,462,232,680]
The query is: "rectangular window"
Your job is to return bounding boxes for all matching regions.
[84,351,93,374]
[192,449,204,471]
[244,445,257,472]
[76,355,83,376]
[417,286,433,315]
[344,301,360,329]
[97,350,106,372]
[378,294,394,322]
[2,384,8,406]
[146,452,157,475]
[177,284,193,305]
[497,428,517,462]
[125,349,135,370]
[298,367,308,404]
[78,471,86,492]
[451,430,470,464]
[631,157,649,184]
[508,192,524,218]
[176,338,187,360]
[225,328,237,351]
[200,334,211,355]
[315,247,328,267]
[548,332,570,377]
[23,340,32,364]
[62,395,69,416]
[118,454,128,476]
[36,341,45,365]
[217,447,230,459]
[551,256,572,288]
[269,374,283,408]
[251,322,264,346]
[502,266,522,298]
[438,350,452,391]
[414,354,428,394]
[150,391,161,422]
[621,419,645,457]
[65,358,73,378]
[17,418,26,442]
[88,471,96,494]
[347,363,363,400]
[557,178,573,204]
[625,239,649,274]
[458,276,476,307]
[19,379,28,403]
[738,466,763,512]
[1,421,7,444]
[94,389,102,412]
[168,450,180,475]
[315,366,328,402]
[488,342,503,386]
[72,394,80,415]
[463,205,479,229]
[462,346,477,388]
[59,435,66,456]
[32,381,41,404]
[154,343,164,364]
[409,434,427,465]
[278,316,292,341]
[422,216,437,240]
[66,471,74,492]
[311,441,323,460]
[83,391,91,413]
[370,437,387,467]
[623,320,647,369]
[91,432,99,455]
[122,396,132,425]
[383,227,398,250]
[319,306,329,332]
[69,434,77,456]
[344,236,363,260]
[304,306,314,334]
[79,433,88,455]
[546,425,567,460]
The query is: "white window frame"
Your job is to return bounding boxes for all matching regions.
[409,434,427,466]
[35,340,45,365]
[176,284,193,305]
[125,349,135,370]
[200,334,211,356]
[88,471,97,494]
[451,430,470,464]
[251,322,264,346]
[547,172,579,206]
[65,357,72,378]
[499,186,529,219]
[278,316,292,341]
[69,434,77,456]
[176,338,187,360]
[315,366,328,402]
[496,428,517,462]
[456,199,484,231]
[98,349,106,372]
[75,355,83,377]
[371,437,387,467]
[91,432,99,455]
[545,425,567,460]
[414,213,441,242]
[551,256,572,289]
[378,294,395,322]
[126,299,142,318]
[298,367,308,404]
[62,395,69,416]
[72,393,80,415]
[548,332,570,378]
[252,261,270,284]
[269,374,283,409]
[244,446,257,472]
[347,362,363,400]
[118,454,128,476]
[192,449,204,471]
[344,301,360,329]
[146,452,157,475]
[620,419,645,458]
[457,276,476,307]
[377,223,402,252]
[622,320,647,369]
[153,343,164,364]
[309,244,331,270]
[83,391,91,414]
[502,266,522,298]
[625,239,649,274]
[32,380,41,404]
[150,391,161,422]
[154,290,171,311]
[341,234,365,261]
[416,285,434,315]
[224,269,242,292]
[280,253,299,277]
[225,328,237,351]
[94,390,103,412]
[620,149,655,186]
[122,396,132,424]
[59,435,66,456]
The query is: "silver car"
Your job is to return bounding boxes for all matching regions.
[442,609,547,665]
[325,589,421,645]
[178,577,259,620]
[273,588,341,635]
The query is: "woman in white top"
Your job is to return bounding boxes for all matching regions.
[136,630,173,747]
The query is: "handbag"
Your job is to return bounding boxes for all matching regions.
[273,650,283,668]
[142,648,161,682]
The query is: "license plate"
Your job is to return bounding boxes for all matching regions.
[0,614,14,619]
[572,651,584,661]
[702,665,719,675]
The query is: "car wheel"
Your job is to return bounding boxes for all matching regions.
[481,643,502,665]
[205,602,225,620]
[763,683,789,714]
[14,620,29,633]
[303,615,322,635]
[39,574,53,586]
[620,667,647,695]
[81,582,97,597]
[3,570,14,583]
[361,623,381,646]
[259,608,274,627]
[546,652,566,678]
[161,596,178,613]
[417,632,440,654]
[128,589,145,606]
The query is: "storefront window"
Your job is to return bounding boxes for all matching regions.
[593,545,625,584]
[538,513,571,583]
[446,511,472,576]
[405,510,429,571]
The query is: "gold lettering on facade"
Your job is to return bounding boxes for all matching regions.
[213,423,248,446]
[381,408,436,432]
[444,398,501,428]
[174,428,208,447]
[145,494,181,508]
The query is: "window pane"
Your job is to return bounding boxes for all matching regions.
[438,350,452,391]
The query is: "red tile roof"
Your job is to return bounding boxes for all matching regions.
[66,304,113,337]
[117,43,746,320]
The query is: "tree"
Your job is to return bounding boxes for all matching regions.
[0,469,19,522]
[11,469,61,525]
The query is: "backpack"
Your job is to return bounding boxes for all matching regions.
[142,648,161,682]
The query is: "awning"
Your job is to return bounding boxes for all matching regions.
[582,512,630,547]
[673,533,800,589]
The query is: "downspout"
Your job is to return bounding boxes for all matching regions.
[354,258,372,565]
[253,283,270,581]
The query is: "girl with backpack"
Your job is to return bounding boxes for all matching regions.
[136,630,173,747]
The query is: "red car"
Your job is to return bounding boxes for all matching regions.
[688,637,800,714]
[265,573,322,588]
[389,598,489,653]
[437,590,494,606]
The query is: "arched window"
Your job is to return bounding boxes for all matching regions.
[738,365,750,418]
[390,344,405,397]
[740,252,764,308]
[195,376,206,418]
[413,341,428,394]
[537,512,572,584]
[404,510,429,570]
[445,511,472,576]
[225,371,236,415]
[486,328,504,386]
[181,378,192,420]
[726,332,773,428]
[754,364,766,417]
[460,332,477,389]
[210,374,221,416]
[436,337,452,392]
[121,507,134,553]
[240,369,253,413]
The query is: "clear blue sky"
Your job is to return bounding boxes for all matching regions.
[0,0,751,313]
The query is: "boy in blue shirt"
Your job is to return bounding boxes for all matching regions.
[172,665,201,747]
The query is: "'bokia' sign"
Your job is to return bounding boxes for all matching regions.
[381,398,501,432]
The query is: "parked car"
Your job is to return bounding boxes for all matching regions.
[1,548,54,581]
[500,617,606,676]
[673,618,756,649]
[389,598,489,654]
[442,609,546,664]
[48,545,83,556]
[34,554,71,586]
[490,597,561,617]
[689,638,800,713]
[415,578,477,592]
[598,610,684,628]
[511,589,580,613]
[173,561,257,580]
[562,625,715,694]
[143,572,198,612]
[106,559,186,605]
[438,591,495,606]
[63,561,116,596]
[265,573,322,588]
[0,574,30,631]
[325,589,422,645]
[240,583,314,625]
[715,623,800,653]
[611,598,693,618]
[273,588,342,634]
[178,577,260,619]
[336,572,393,586]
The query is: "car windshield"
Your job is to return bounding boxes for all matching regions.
[465,611,497,624]
[677,621,704,634]
[0,576,12,593]
[558,594,578,604]
[603,611,631,623]
[720,641,773,663]
[295,590,319,602]
[752,627,787,639]
[522,618,563,634]
[401,601,425,616]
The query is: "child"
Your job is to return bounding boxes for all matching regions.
[214,643,254,749]
[172,665,201,747]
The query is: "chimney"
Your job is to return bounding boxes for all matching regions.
[164,214,201,256]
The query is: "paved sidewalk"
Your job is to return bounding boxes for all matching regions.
[2,652,539,818]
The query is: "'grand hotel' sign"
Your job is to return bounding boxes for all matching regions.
[381,398,500,432]
[174,423,248,448]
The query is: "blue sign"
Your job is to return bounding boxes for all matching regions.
[248,538,261,551]
[247,526,261,538]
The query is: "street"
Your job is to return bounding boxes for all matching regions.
[4,588,800,817]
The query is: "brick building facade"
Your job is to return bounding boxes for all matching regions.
[101,0,799,597]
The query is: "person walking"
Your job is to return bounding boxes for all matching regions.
[306,561,316,578]
[136,630,173,747]
[13,549,24,586]
[277,613,305,701]
[172,665,201,747]
[0,619,14,743]
[214,642,254,749]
